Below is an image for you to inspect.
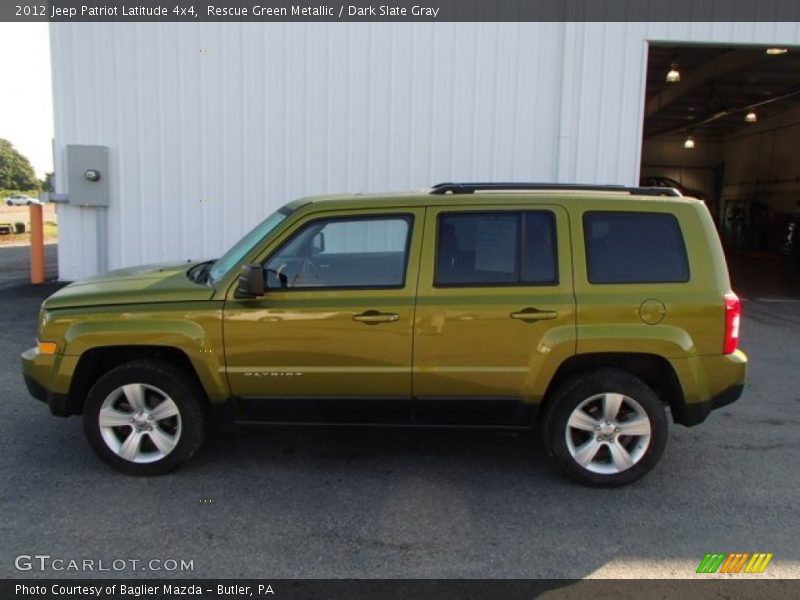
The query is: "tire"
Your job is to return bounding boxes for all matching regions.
[544,369,667,487]
[83,360,207,475]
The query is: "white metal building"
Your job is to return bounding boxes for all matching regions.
[50,22,800,280]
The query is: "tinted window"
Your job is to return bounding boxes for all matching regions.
[584,212,689,284]
[265,215,412,289]
[435,211,557,286]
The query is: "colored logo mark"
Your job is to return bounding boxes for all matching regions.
[697,552,773,574]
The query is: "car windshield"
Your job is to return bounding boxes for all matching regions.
[207,207,292,285]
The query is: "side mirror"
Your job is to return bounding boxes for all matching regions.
[236,264,265,298]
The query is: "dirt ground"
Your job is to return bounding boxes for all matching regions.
[0,203,58,246]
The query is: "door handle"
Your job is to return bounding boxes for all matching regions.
[353,310,400,324]
[510,308,558,322]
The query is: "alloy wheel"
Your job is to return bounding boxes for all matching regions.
[564,393,652,474]
[98,383,182,464]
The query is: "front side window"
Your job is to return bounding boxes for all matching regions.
[264,215,412,289]
[435,211,558,286]
[584,211,690,284]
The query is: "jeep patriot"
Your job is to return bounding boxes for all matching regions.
[22,182,747,485]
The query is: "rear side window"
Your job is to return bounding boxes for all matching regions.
[584,211,689,284]
[435,211,558,286]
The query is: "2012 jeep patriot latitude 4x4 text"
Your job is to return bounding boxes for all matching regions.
[22,183,747,486]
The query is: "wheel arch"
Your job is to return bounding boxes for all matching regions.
[537,352,686,430]
[66,346,210,416]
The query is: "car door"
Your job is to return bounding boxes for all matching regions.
[223,207,424,423]
[412,204,575,424]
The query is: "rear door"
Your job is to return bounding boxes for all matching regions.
[412,204,576,424]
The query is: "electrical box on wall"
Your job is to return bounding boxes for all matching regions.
[66,145,109,207]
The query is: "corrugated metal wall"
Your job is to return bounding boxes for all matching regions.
[50,22,800,279]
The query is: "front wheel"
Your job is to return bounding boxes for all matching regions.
[544,369,668,487]
[83,360,207,475]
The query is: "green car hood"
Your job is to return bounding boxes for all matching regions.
[44,261,215,309]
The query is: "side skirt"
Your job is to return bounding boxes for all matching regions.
[210,395,539,430]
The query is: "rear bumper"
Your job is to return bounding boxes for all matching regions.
[674,383,745,427]
[670,350,747,426]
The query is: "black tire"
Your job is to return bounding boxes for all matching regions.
[544,369,668,487]
[83,360,207,476]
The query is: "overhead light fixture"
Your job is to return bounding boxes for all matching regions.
[745,111,758,123]
[666,66,681,83]
[766,48,788,55]
[684,136,695,149]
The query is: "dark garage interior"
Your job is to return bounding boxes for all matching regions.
[641,44,800,299]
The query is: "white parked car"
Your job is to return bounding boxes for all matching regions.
[5,194,39,206]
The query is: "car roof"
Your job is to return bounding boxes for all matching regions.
[286,185,698,212]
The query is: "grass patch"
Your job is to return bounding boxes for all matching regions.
[0,220,58,246]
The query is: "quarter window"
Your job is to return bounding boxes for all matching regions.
[435,211,558,286]
[265,215,412,289]
[584,211,690,284]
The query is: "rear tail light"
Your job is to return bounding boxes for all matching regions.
[723,292,741,355]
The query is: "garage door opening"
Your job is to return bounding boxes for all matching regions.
[641,43,800,298]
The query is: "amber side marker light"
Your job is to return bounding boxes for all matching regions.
[38,341,58,355]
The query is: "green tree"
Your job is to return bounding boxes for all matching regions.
[42,172,54,192]
[0,138,40,190]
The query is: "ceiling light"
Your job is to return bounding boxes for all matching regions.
[684,136,695,149]
[666,67,681,83]
[765,48,788,55]
[745,111,758,123]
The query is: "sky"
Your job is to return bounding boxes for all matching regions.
[0,23,53,178]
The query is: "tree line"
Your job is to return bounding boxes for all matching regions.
[0,138,43,191]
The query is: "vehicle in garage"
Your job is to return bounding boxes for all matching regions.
[642,45,800,253]
[21,183,747,486]
[639,176,708,202]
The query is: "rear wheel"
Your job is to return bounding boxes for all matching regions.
[83,360,207,475]
[544,369,667,486]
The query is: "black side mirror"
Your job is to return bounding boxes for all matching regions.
[236,264,265,298]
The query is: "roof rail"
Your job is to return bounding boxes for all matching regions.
[429,182,682,197]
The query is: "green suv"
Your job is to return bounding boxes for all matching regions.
[21,183,747,486]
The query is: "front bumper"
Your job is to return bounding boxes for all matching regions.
[21,347,79,417]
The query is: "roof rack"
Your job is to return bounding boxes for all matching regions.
[429,182,682,197]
